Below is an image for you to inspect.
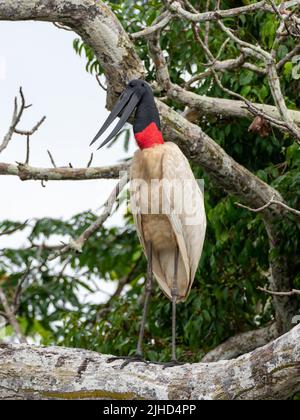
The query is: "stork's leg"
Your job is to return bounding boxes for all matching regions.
[136,242,153,357]
[107,242,153,368]
[160,246,187,369]
[171,245,179,362]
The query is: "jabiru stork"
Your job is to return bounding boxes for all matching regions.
[91,79,206,367]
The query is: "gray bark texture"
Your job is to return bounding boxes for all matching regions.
[0,324,300,400]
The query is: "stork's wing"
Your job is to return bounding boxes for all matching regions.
[161,142,207,297]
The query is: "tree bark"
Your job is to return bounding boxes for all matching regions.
[0,162,128,181]
[201,323,278,362]
[0,324,300,400]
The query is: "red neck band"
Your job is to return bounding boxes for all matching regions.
[134,122,164,150]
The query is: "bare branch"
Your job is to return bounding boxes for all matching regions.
[53,22,73,31]
[13,264,33,312]
[131,11,172,39]
[47,150,57,168]
[166,83,300,124]
[25,135,30,165]
[86,153,94,168]
[95,74,107,91]
[0,162,129,181]
[204,0,211,46]
[14,116,46,136]
[48,173,128,260]
[235,195,300,217]
[167,0,299,23]
[0,88,25,154]
[277,42,300,69]
[148,28,171,91]
[258,286,300,296]
[0,287,27,344]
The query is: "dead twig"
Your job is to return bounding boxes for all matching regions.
[14,116,46,136]
[48,173,128,260]
[47,150,57,168]
[258,286,300,296]
[235,195,300,217]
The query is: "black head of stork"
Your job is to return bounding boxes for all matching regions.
[90,79,163,150]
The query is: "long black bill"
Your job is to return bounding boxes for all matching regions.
[90,89,140,150]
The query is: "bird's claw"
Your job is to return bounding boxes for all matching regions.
[107,354,149,369]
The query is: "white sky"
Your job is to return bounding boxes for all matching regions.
[0,21,137,249]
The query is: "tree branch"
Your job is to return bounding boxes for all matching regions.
[0,162,129,181]
[0,287,26,344]
[235,195,300,217]
[167,0,299,23]
[201,323,278,362]
[48,173,128,260]
[0,88,25,154]
[130,11,172,39]
[0,324,299,400]
[258,286,300,296]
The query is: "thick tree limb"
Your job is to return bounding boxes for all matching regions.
[166,84,300,125]
[0,324,299,400]
[201,323,278,362]
[0,162,129,181]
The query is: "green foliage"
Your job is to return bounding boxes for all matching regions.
[1,0,300,365]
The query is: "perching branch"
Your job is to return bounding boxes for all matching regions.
[0,324,299,400]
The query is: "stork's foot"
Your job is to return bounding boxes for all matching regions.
[107,354,149,369]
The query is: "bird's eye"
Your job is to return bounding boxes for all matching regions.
[129,82,135,88]
[141,82,145,87]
